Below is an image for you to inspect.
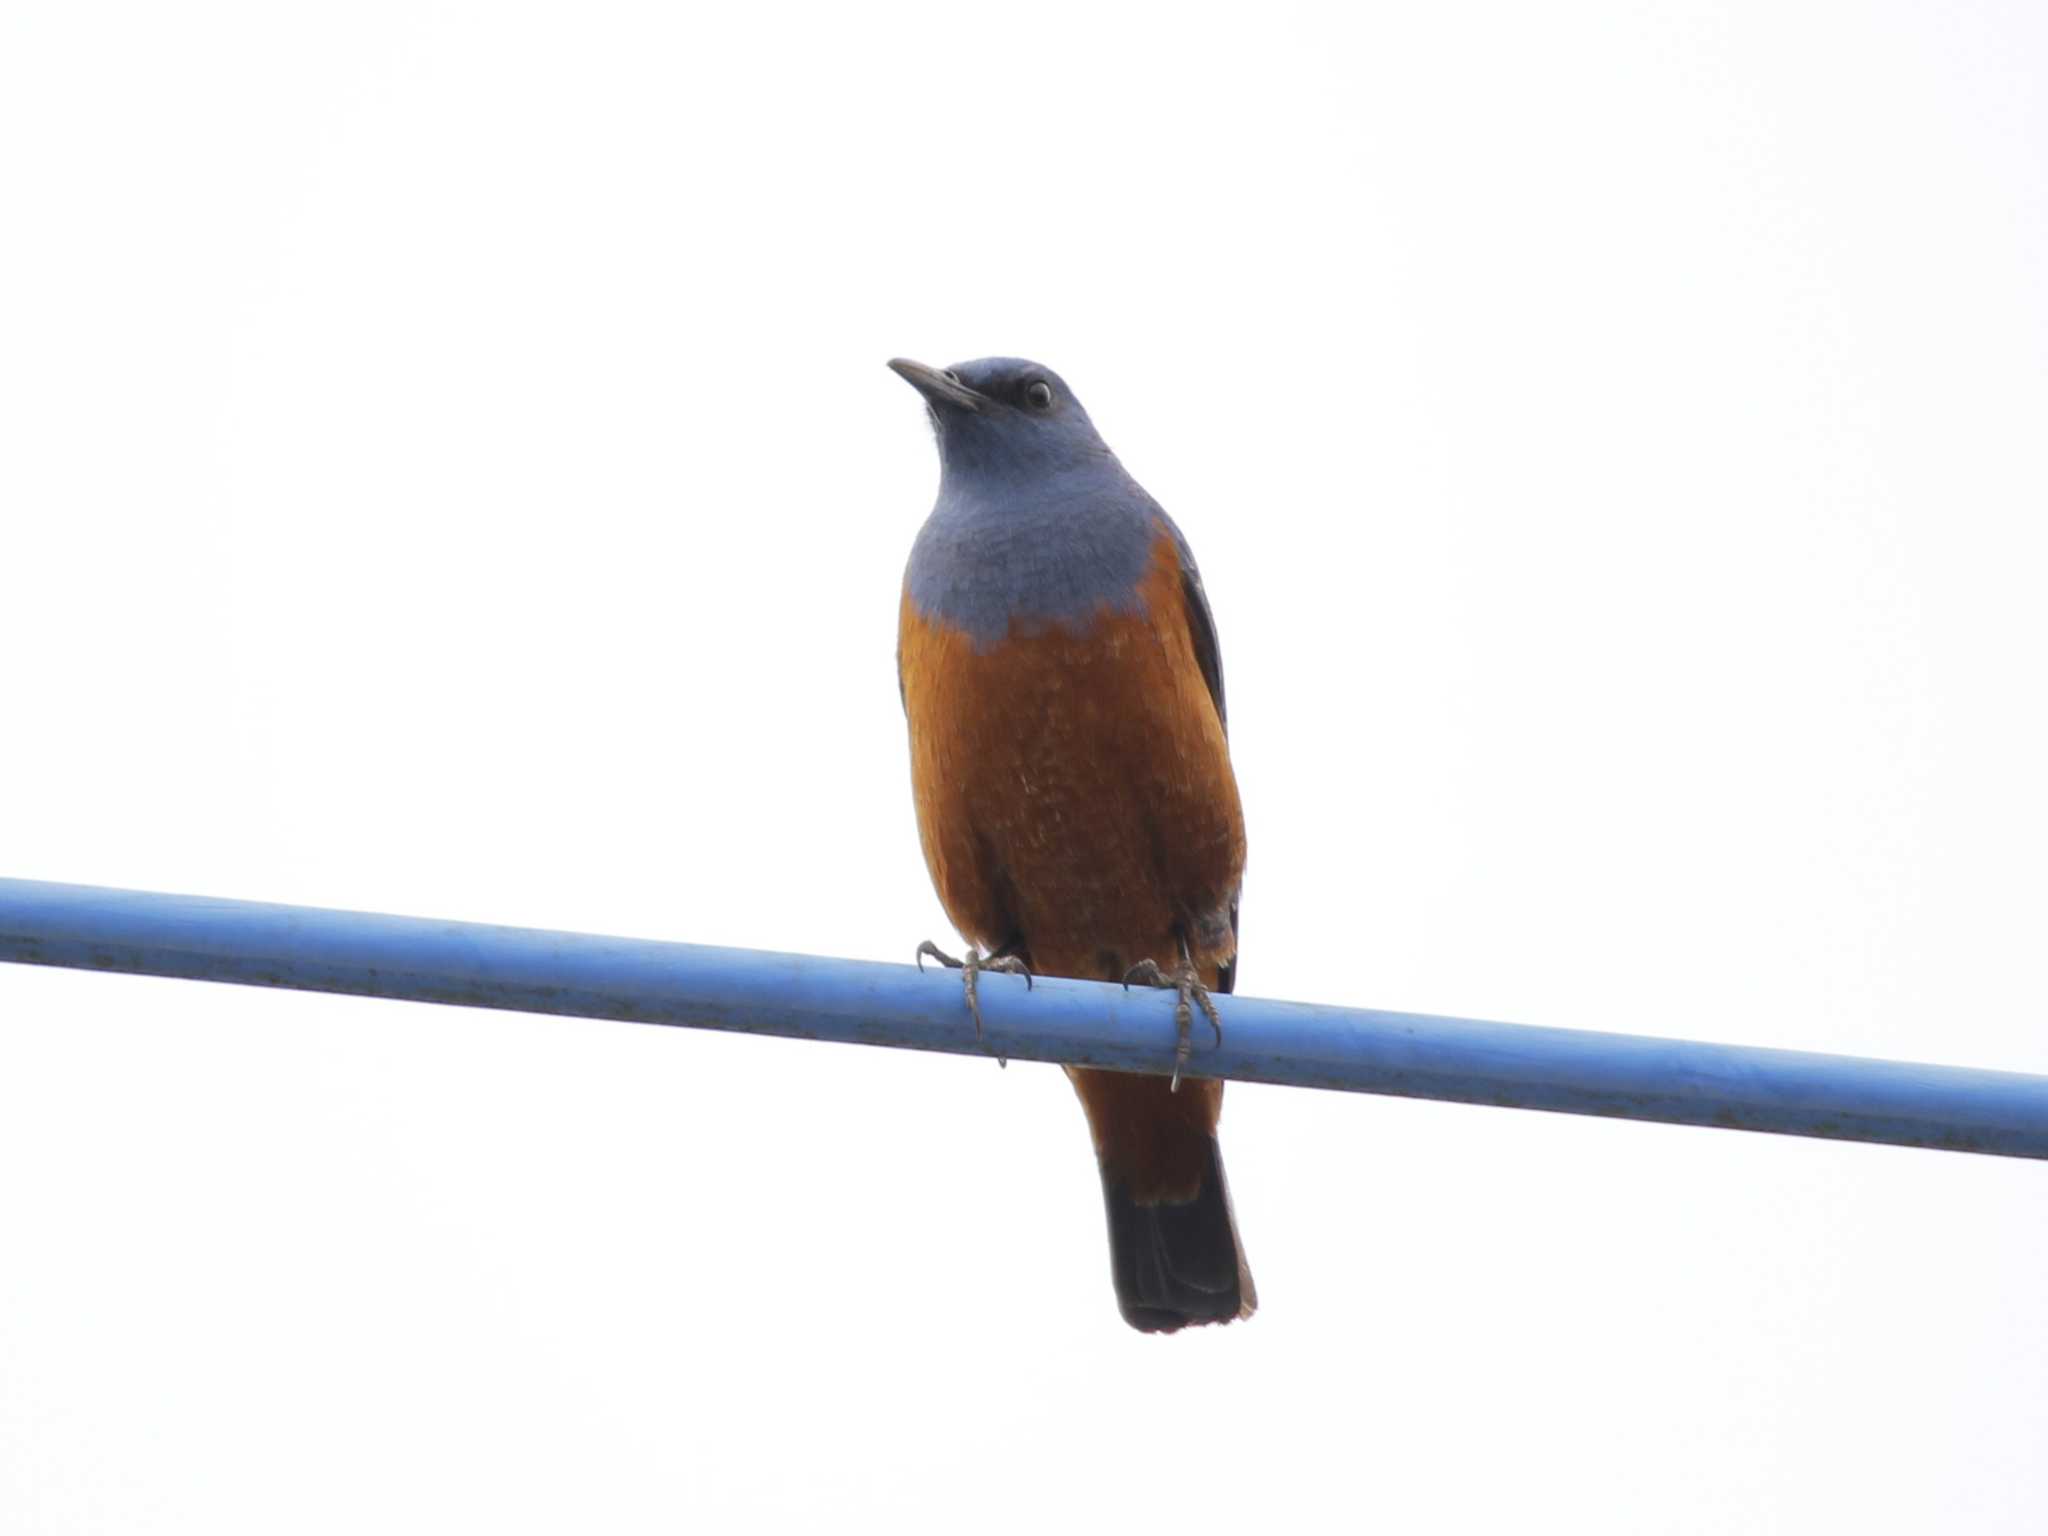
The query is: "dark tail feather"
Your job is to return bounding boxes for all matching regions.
[1099,1135,1256,1334]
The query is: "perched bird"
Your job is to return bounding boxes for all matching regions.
[891,355,1254,1333]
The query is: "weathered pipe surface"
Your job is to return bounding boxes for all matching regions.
[4,877,2046,1159]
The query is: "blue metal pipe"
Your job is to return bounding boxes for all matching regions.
[3,877,2045,1159]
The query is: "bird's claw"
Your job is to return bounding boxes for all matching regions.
[1122,952,1223,1093]
[916,940,1031,1066]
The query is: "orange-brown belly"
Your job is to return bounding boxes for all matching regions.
[897,532,1244,986]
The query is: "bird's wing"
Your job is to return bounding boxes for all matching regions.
[1168,524,1227,735]
[1163,517,1239,995]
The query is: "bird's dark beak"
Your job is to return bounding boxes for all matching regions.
[888,357,983,413]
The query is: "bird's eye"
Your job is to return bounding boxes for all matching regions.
[943,369,963,384]
[1024,380,1053,409]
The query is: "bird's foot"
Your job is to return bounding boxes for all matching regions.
[1122,947,1223,1093]
[916,940,1032,1066]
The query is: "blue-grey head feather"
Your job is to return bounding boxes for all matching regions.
[895,356,1180,651]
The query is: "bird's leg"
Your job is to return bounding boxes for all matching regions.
[1122,936,1223,1093]
[915,939,1032,1066]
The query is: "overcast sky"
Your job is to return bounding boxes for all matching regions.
[4,3,2046,1531]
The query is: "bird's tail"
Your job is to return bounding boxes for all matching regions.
[1097,1129,1257,1334]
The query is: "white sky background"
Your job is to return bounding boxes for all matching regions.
[3,1,2046,1529]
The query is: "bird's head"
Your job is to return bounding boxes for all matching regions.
[889,356,1114,485]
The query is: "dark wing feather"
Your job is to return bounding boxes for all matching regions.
[1176,544,1227,735]
[1167,521,1239,995]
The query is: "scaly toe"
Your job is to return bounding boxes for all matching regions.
[984,954,1035,991]
[1122,952,1223,1094]
[916,939,963,973]
[1122,959,1167,990]
[1195,986,1223,1048]
[916,941,1014,1067]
